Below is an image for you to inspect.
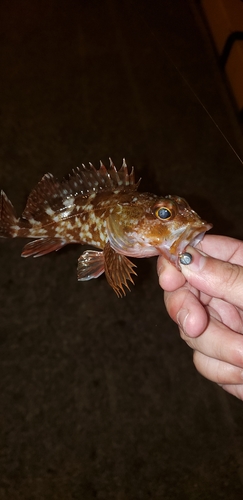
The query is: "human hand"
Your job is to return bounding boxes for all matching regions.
[157,235,243,400]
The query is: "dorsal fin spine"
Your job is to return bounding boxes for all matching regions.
[21,160,139,221]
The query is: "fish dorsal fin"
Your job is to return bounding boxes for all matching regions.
[63,158,139,193]
[22,173,66,221]
[22,159,140,222]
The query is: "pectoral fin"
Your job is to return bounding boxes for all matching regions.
[77,250,105,281]
[103,242,137,297]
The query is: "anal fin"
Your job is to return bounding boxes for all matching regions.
[103,242,137,297]
[21,238,67,258]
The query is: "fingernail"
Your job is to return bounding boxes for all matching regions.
[177,308,189,335]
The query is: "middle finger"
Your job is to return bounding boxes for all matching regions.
[180,317,243,369]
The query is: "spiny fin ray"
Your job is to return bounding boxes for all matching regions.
[22,160,139,222]
[103,242,137,297]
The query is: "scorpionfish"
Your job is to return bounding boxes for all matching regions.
[0,159,212,296]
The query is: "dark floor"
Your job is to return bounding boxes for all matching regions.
[1,1,243,498]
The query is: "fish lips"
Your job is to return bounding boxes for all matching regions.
[189,221,213,248]
[157,220,213,269]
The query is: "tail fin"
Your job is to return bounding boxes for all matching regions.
[0,190,18,238]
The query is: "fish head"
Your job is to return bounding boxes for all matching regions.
[151,194,212,266]
[107,193,212,268]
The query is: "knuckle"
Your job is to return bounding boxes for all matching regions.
[224,263,242,294]
[229,344,243,369]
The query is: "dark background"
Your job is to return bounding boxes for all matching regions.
[1,1,243,498]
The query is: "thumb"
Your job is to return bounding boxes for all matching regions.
[180,246,243,309]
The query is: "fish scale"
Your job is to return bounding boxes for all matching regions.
[0,159,212,296]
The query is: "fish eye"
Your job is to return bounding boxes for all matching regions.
[153,200,177,221]
[154,206,173,220]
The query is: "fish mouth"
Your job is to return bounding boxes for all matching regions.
[176,221,212,267]
[159,220,213,269]
[189,226,210,248]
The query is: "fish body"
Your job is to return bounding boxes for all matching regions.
[0,159,212,296]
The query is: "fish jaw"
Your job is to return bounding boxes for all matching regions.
[155,220,213,268]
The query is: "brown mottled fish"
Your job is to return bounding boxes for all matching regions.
[0,159,212,296]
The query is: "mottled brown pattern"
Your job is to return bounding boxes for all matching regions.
[0,160,212,295]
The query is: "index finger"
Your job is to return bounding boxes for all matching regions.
[180,246,243,310]
[198,235,243,265]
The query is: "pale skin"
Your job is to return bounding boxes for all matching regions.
[157,234,243,400]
